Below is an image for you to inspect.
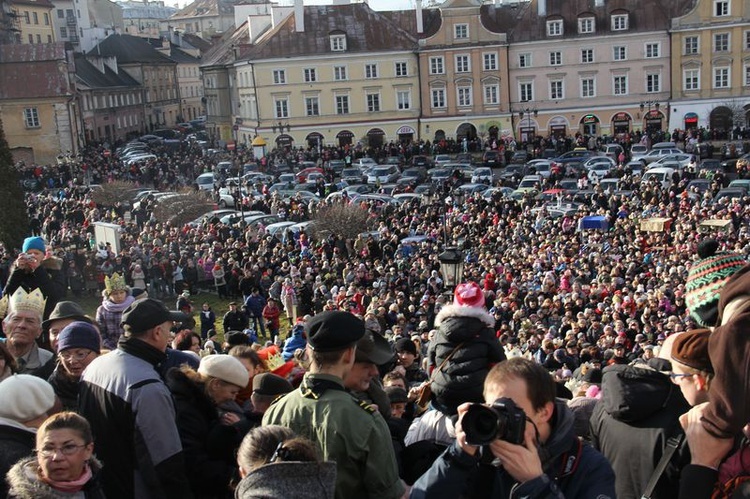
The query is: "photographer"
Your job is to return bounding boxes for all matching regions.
[411,358,615,499]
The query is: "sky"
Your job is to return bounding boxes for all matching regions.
[170,0,418,11]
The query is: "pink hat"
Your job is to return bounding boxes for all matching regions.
[453,282,485,308]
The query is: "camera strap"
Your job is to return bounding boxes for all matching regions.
[555,437,584,482]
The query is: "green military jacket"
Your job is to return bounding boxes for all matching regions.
[263,372,405,499]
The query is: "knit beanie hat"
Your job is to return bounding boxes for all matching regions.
[453,281,485,308]
[0,374,56,422]
[57,321,102,354]
[22,236,46,254]
[685,240,746,327]
[394,337,417,356]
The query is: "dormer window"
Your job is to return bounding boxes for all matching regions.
[612,13,628,30]
[547,20,563,36]
[330,34,346,52]
[578,17,594,34]
[454,23,468,39]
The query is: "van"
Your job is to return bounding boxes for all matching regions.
[641,167,675,189]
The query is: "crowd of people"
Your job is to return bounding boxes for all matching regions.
[0,130,749,498]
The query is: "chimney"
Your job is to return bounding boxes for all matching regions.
[294,0,303,33]
[416,0,423,34]
[538,0,546,17]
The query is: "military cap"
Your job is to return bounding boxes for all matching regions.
[306,311,365,352]
[385,386,409,405]
[355,331,395,365]
[252,373,293,396]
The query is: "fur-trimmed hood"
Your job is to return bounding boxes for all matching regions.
[435,304,495,329]
[7,455,104,499]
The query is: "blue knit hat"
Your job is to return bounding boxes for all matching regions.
[57,321,101,354]
[22,237,45,254]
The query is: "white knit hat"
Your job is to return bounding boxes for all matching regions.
[198,354,249,388]
[0,374,56,422]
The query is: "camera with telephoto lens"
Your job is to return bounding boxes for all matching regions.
[462,397,526,446]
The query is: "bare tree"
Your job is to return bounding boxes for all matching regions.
[311,202,372,241]
[152,189,216,226]
[89,180,136,208]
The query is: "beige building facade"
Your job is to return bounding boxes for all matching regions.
[10,0,55,44]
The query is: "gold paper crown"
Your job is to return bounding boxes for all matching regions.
[105,273,128,294]
[8,288,47,317]
[262,348,286,372]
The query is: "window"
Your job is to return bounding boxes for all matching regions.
[36,34,41,43]
[395,62,408,77]
[397,90,411,110]
[613,46,626,61]
[365,64,378,79]
[581,78,595,97]
[57,9,64,18]
[519,82,533,102]
[746,31,750,50]
[47,35,51,42]
[519,53,531,68]
[578,17,594,34]
[454,23,468,39]
[330,34,346,51]
[646,73,661,93]
[646,43,660,58]
[43,13,49,25]
[334,65,347,81]
[23,108,39,128]
[303,68,316,82]
[457,86,472,106]
[685,36,699,55]
[455,55,470,73]
[581,49,593,63]
[684,69,700,90]
[550,80,563,100]
[274,98,288,118]
[483,53,497,71]
[27,33,33,43]
[714,67,730,88]
[273,69,285,84]
[23,11,29,23]
[714,33,729,52]
[549,51,561,66]
[431,88,446,108]
[714,0,729,16]
[429,56,444,75]
[60,27,67,38]
[32,12,38,24]
[367,93,380,112]
[547,20,562,36]
[484,84,499,104]
[613,75,627,95]
[305,97,319,116]
[745,65,750,86]
[612,14,628,31]
[336,95,349,114]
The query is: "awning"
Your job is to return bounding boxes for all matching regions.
[306,132,324,141]
[367,128,385,136]
[275,134,293,146]
[336,130,355,139]
[397,125,416,135]
[640,217,673,232]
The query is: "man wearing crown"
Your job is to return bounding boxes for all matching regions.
[2,288,55,379]
[3,236,65,322]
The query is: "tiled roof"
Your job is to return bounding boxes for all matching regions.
[9,0,54,8]
[87,33,176,64]
[246,3,417,60]
[74,53,141,88]
[200,21,249,66]
[0,43,71,99]
[170,0,236,20]
[180,32,213,52]
[168,46,201,64]
[488,0,697,43]
[379,8,442,40]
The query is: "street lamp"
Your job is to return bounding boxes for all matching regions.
[271,121,290,134]
[640,101,661,133]
[517,107,538,146]
[439,247,464,289]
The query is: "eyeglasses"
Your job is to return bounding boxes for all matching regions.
[36,444,87,457]
[669,373,693,382]
[59,350,93,362]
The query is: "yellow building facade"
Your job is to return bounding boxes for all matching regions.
[10,0,55,44]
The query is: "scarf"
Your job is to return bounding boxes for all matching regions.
[118,336,167,368]
[40,462,92,494]
[101,294,135,313]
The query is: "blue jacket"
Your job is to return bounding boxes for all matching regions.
[245,293,267,317]
[282,324,307,361]
[410,400,615,499]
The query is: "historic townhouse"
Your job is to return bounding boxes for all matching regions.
[8,0,55,44]
[669,0,750,133]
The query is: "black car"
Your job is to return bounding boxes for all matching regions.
[401,167,428,184]
[499,164,527,184]
[482,150,501,167]
[455,153,474,165]
[411,155,431,168]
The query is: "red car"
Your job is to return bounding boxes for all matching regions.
[296,167,324,183]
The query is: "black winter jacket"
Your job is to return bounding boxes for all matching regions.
[0,421,35,499]
[589,363,691,499]
[165,368,241,499]
[428,305,506,415]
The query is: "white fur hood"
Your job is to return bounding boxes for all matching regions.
[434,304,495,328]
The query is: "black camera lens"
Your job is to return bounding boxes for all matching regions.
[463,404,499,446]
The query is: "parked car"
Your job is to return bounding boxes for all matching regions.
[471,167,494,184]
[341,167,367,184]
[353,157,378,168]
[367,165,400,185]
[433,154,453,166]
[410,155,432,168]
[401,167,428,184]
[195,172,216,191]
[482,150,502,167]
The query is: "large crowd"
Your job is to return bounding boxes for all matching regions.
[1,128,750,498]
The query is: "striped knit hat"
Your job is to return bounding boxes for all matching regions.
[685,240,746,327]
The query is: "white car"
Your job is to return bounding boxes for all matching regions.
[367,165,400,185]
[433,154,452,166]
[583,156,616,170]
[588,164,613,181]
[195,173,216,191]
[353,158,378,168]
[470,167,493,184]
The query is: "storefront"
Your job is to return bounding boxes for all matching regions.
[306,132,324,149]
[684,112,698,130]
[336,130,354,147]
[645,110,664,133]
[396,125,416,144]
[366,128,385,148]
[580,114,599,136]
[612,112,632,135]
[548,116,568,139]
[275,134,293,148]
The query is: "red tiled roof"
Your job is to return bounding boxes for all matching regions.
[0,43,72,99]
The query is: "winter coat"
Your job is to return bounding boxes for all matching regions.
[0,419,35,498]
[428,305,506,415]
[165,368,241,499]
[589,363,690,499]
[96,295,135,350]
[282,324,306,361]
[411,400,616,499]
[234,461,336,499]
[6,456,106,499]
[48,365,80,411]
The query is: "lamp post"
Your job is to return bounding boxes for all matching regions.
[271,121,290,134]
[517,107,538,148]
[438,247,465,289]
[640,101,661,134]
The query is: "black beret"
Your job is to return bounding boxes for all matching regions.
[252,373,293,396]
[306,311,365,352]
[225,330,249,347]
[394,337,417,356]
[385,386,409,404]
[355,331,395,365]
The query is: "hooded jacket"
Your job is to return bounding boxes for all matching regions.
[411,400,616,498]
[705,264,750,438]
[6,456,106,499]
[429,305,506,415]
[234,461,337,499]
[589,363,690,499]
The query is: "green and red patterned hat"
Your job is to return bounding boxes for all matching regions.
[685,240,746,327]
